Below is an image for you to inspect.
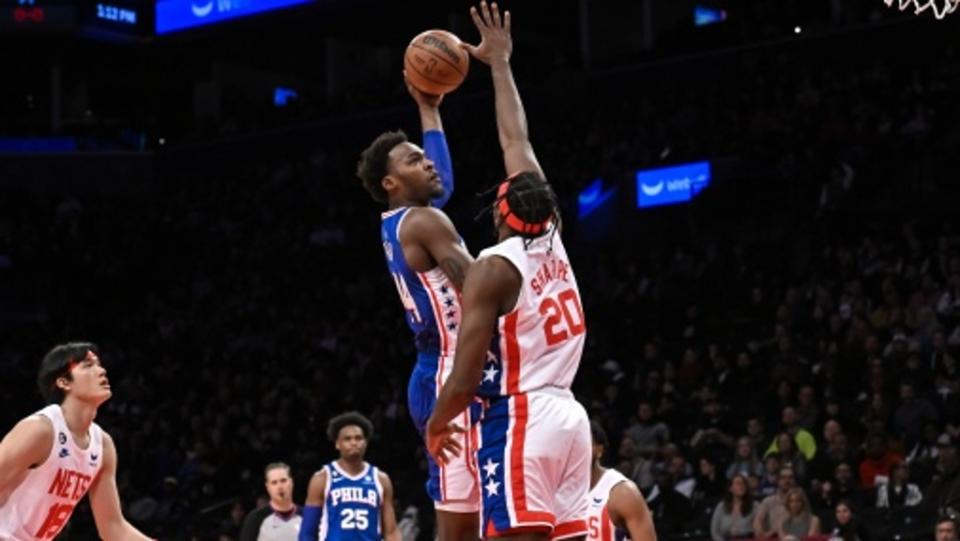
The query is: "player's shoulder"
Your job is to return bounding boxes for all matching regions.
[399,207,458,245]
[402,206,454,230]
[375,467,392,483]
[608,476,642,502]
[11,412,55,440]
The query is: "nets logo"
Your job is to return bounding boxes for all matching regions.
[636,161,711,209]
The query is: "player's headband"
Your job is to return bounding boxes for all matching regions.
[496,173,551,236]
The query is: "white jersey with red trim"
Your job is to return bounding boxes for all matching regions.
[476,229,585,398]
[587,469,631,541]
[0,404,104,540]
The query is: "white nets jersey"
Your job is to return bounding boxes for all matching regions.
[587,469,631,541]
[476,230,586,397]
[0,404,105,540]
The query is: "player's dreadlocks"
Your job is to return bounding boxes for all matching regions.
[478,171,561,250]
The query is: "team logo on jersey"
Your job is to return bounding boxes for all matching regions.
[59,448,70,458]
[58,432,67,444]
[592,497,603,504]
[383,241,394,262]
[89,453,99,466]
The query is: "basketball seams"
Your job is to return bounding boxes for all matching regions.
[408,42,468,77]
[404,55,455,93]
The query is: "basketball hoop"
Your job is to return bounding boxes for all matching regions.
[884,0,960,19]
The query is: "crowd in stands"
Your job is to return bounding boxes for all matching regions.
[2,12,960,541]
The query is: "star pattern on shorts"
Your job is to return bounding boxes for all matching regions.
[483,364,499,383]
[482,458,499,478]
[485,478,501,497]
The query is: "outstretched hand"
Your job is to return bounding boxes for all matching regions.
[461,1,512,66]
[404,70,443,109]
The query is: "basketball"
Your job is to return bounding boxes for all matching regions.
[404,29,470,96]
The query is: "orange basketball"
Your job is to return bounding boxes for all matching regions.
[404,30,470,96]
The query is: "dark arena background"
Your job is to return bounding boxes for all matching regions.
[3,0,960,539]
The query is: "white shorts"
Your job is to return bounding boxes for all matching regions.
[409,352,481,512]
[476,388,591,539]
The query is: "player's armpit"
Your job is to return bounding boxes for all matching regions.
[608,480,657,541]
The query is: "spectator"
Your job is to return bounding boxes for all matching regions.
[766,407,817,461]
[813,462,861,513]
[726,436,765,481]
[770,432,809,483]
[937,517,959,541]
[625,401,670,456]
[647,465,693,538]
[827,500,871,541]
[757,454,783,499]
[710,474,755,541]
[876,461,922,509]
[892,382,939,447]
[777,488,821,540]
[752,466,796,538]
[858,433,902,489]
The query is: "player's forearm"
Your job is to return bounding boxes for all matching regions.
[419,105,443,132]
[430,373,476,430]
[489,58,528,149]
[299,505,322,541]
[384,524,402,541]
[424,129,454,208]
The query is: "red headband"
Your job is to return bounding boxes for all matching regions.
[496,175,551,236]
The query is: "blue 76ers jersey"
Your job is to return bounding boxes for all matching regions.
[381,207,462,357]
[320,462,383,541]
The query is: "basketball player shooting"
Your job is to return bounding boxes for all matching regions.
[0,342,153,540]
[355,71,480,541]
[427,2,592,540]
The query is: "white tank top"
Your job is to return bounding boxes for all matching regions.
[587,469,630,541]
[0,404,105,540]
[476,230,585,397]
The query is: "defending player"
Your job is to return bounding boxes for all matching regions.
[587,423,656,541]
[0,342,153,540]
[299,412,400,541]
[427,3,592,539]
[355,56,480,541]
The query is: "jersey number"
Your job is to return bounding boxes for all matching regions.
[391,272,423,324]
[539,288,586,346]
[35,502,74,539]
[341,508,369,530]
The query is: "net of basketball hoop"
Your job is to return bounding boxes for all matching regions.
[884,0,959,18]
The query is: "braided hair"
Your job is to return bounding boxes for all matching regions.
[480,171,561,250]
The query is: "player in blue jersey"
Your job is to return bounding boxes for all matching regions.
[299,412,400,541]
[355,73,479,541]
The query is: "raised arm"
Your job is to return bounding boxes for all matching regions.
[88,432,154,540]
[299,469,328,541]
[405,74,455,208]
[462,1,543,179]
